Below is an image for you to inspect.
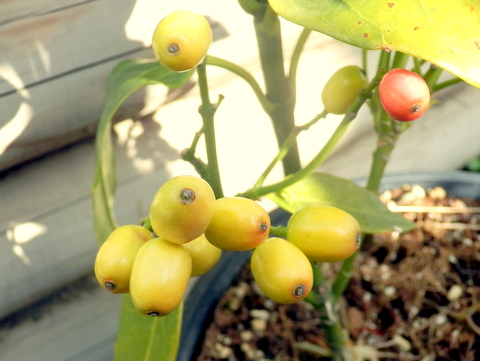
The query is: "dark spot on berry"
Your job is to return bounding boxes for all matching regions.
[179,188,196,204]
[167,43,180,56]
[414,26,419,31]
[105,281,117,291]
[293,284,306,298]
[260,220,268,232]
[411,104,422,113]
[147,311,161,317]
[388,3,394,8]
[364,33,369,38]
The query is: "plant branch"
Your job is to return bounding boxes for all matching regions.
[432,76,464,92]
[205,55,273,113]
[391,51,410,69]
[253,110,327,190]
[196,62,224,198]
[288,27,312,95]
[252,3,301,175]
[240,68,385,199]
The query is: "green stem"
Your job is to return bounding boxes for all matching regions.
[269,225,288,237]
[205,55,273,113]
[242,116,350,198]
[304,290,350,361]
[288,27,312,95]
[181,125,208,177]
[412,57,423,75]
[432,76,463,92]
[253,110,327,190]
[422,64,444,90]
[361,49,368,78]
[252,3,301,175]
[378,49,391,71]
[391,51,410,69]
[196,62,224,198]
[240,68,385,199]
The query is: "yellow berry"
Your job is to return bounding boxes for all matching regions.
[183,234,222,277]
[94,225,153,294]
[149,175,216,244]
[287,204,360,262]
[251,237,313,304]
[152,10,212,72]
[204,197,270,251]
[129,238,192,317]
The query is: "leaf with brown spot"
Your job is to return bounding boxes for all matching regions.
[269,0,480,88]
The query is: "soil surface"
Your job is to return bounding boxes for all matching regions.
[196,185,480,361]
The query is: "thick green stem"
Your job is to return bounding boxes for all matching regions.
[252,4,301,175]
[305,282,350,361]
[391,51,410,69]
[423,65,444,90]
[196,62,224,198]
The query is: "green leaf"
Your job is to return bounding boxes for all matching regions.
[114,295,183,361]
[91,59,193,245]
[269,0,480,88]
[268,172,415,234]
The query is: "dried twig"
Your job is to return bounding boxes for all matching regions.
[389,205,480,214]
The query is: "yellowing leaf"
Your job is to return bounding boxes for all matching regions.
[269,0,480,87]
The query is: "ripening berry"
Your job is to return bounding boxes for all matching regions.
[287,204,360,262]
[149,175,216,244]
[152,10,212,72]
[321,65,368,115]
[378,68,430,121]
[183,234,222,277]
[204,197,270,251]
[251,237,313,304]
[94,225,153,294]
[129,238,192,317]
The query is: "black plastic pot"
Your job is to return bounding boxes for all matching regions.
[177,170,480,361]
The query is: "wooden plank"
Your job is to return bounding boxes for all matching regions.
[0,278,120,361]
[0,0,142,95]
[0,0,253,171]
[0,47,168,172]
[0,0,87,24]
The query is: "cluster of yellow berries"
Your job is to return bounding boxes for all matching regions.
[94,175,361,317]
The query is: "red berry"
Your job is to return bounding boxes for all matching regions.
[378,68,430,121]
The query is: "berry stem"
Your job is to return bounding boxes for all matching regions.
[240,68,385,199]
[252,110,327,191]
[196,61,224,198]
[288,27,312,96]
[205,55,273,113]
